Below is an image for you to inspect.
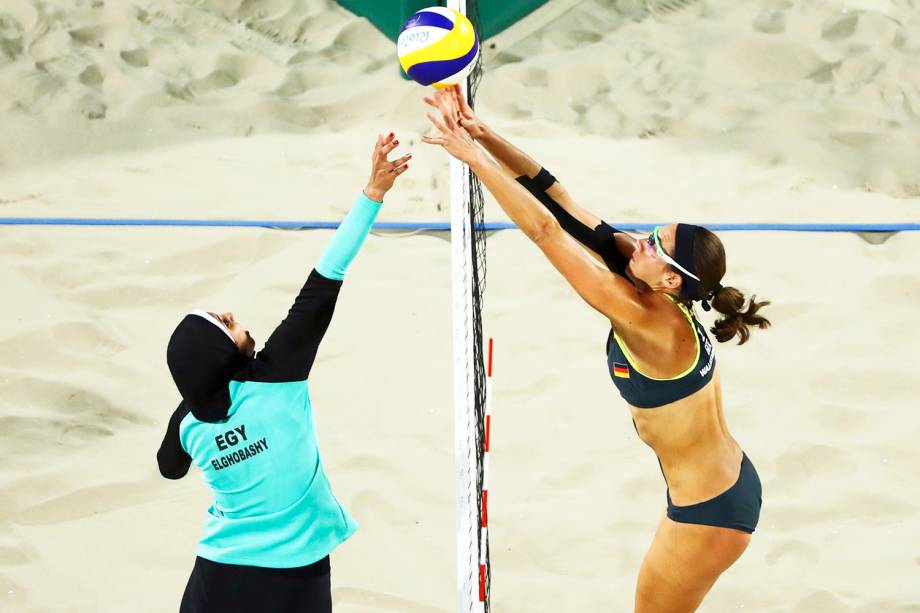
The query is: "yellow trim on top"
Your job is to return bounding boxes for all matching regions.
[398,12,476,72]
[612,294,700,382]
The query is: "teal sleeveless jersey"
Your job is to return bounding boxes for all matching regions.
[179,379,357,568]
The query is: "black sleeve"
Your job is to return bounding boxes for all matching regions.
[254,269,343,382]
[157,402,192,479]
[516,172,631,277]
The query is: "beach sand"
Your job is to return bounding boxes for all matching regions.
[1,0,918,611]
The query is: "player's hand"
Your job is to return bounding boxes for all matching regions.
[424,85,487,140]
[364,133,411,202]
[421,104,484,167]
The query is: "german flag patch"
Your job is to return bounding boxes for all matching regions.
[613,363,630,379]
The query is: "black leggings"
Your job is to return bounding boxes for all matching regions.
[180,556,331,613]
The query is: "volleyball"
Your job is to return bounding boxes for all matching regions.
[397,7,479,89]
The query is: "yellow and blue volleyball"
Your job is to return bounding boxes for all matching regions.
[397,7,479,88]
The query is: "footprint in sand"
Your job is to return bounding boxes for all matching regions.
[119,47,148,67]
[0,13,25,60]
[752,9,785,34]
[274,70,309,97]
[76,91,106,120]
[808,60,841,84]
[833,56,884,93]
[286,49,313,65]
[0,0,37,56]
[67,23,106,49]
[821,14,859,41]
[78,63,103,88]
[165,59,248,101]
[184,69,241,99]
[18,70,66,108]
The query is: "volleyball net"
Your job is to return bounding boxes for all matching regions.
[447,1,491,611]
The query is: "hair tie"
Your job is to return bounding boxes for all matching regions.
[698,283,724,312]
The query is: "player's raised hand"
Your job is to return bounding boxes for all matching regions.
[364,132,411,202]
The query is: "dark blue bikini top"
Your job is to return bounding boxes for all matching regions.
[511,171,717,409]
[606,296,716,409]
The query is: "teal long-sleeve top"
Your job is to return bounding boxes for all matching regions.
[157,191,382,568]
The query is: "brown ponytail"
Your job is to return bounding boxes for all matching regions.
[709,287,771,344]
[692,227,772,345]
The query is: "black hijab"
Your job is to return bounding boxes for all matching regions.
[166,313,248,422]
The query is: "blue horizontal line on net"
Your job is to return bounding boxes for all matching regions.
[0,218,918,232]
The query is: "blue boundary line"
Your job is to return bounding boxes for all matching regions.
[0,218,918,232]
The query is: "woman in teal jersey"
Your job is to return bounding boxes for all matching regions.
[157,133,410,613]
[423,87,769,613]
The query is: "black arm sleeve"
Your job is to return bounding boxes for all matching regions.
[254,269,343,382]
[516,173,631,277]
[157,402,192,479]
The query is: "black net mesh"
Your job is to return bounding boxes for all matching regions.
[465,1,490,610]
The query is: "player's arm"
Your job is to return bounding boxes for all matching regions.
[257,135,409,381]
[466,152,644,326]
[157,402,192,479]
[427,86,635,275]
[423,114,644,326]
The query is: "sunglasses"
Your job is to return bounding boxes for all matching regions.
[647,226,700,281]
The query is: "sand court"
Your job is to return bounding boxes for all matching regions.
[1,226,918,611]
[1,0,919,611]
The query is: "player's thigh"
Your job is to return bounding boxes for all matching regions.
[635,515,751,613]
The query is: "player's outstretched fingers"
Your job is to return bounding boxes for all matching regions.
[391,153,412,169]
[382,135,400,156]
[426,112,450,136]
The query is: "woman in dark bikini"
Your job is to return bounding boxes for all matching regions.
[423,86,769,612]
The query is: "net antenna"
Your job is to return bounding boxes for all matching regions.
[447,0,490,611]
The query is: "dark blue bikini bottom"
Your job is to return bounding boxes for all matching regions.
[666,453,762,534]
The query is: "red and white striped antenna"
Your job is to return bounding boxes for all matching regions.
[479,337,493,604]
